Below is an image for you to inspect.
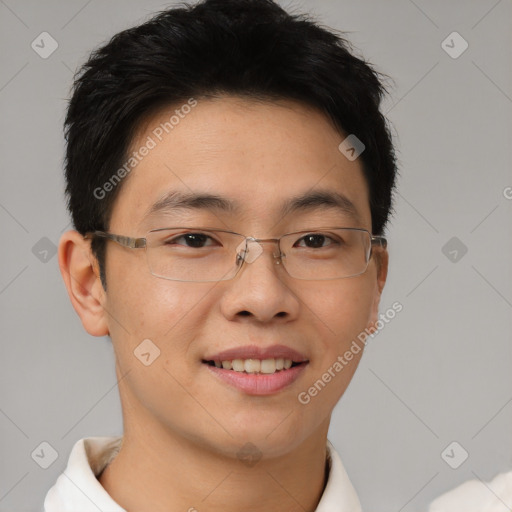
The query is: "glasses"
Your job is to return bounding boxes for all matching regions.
[84,227,387,282]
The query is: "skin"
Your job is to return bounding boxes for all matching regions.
[59,96,388,512]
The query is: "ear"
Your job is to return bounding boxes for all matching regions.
[58,230,109,337]
[366,247,389,334]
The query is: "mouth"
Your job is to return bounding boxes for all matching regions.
[201,358,309,395]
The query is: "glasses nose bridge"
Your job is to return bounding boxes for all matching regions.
[238,236,283,265]
[251,237,283,254]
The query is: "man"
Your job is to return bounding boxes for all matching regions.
[45,0,397,510]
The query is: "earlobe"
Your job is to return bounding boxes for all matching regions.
[58,230,109,337]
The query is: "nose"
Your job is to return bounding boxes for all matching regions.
[219,239,300,323]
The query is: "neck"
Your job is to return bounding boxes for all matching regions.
[98,415,330,512]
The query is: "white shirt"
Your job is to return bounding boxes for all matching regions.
[428,471,512,512]
[43,436,363,512]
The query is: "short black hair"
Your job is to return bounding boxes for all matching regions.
[64,0,398,288]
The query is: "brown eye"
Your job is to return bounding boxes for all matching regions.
[295,233,335,249]
[165,232,218,248]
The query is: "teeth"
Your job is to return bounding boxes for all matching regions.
[232,359,245,372]
[260,359,276,374]
[211,358,296,374]
[244,359,260,373]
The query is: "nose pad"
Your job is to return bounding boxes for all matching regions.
[236,238,263,264]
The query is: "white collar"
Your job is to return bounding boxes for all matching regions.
[429,470,512,512]
[44,436,362,512]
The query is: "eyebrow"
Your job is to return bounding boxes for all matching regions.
[143,191,236,220]
[143,189,361,222]
[279,189,361,222]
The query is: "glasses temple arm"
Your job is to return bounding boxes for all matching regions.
[84,231,146,249]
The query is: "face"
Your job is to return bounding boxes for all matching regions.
[93,97,387,459]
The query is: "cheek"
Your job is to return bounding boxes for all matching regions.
[105,276,218,419]
[305,275,376,352]
[104,254,218,361]
[295,279,376,418]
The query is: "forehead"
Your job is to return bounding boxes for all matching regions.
[109,96,371,232]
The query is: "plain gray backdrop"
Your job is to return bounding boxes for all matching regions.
[1,1,511,511]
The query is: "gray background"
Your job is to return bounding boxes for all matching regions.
[1,1,511,511]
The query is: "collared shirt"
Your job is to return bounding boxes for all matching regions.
[428,471,512,512]
[43,436,362,512]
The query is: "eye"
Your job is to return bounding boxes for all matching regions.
[294,233,337,249]
[165,232,219,248]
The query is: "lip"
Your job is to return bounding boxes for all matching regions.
[204,362,308,395]
[204,344,308,363]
